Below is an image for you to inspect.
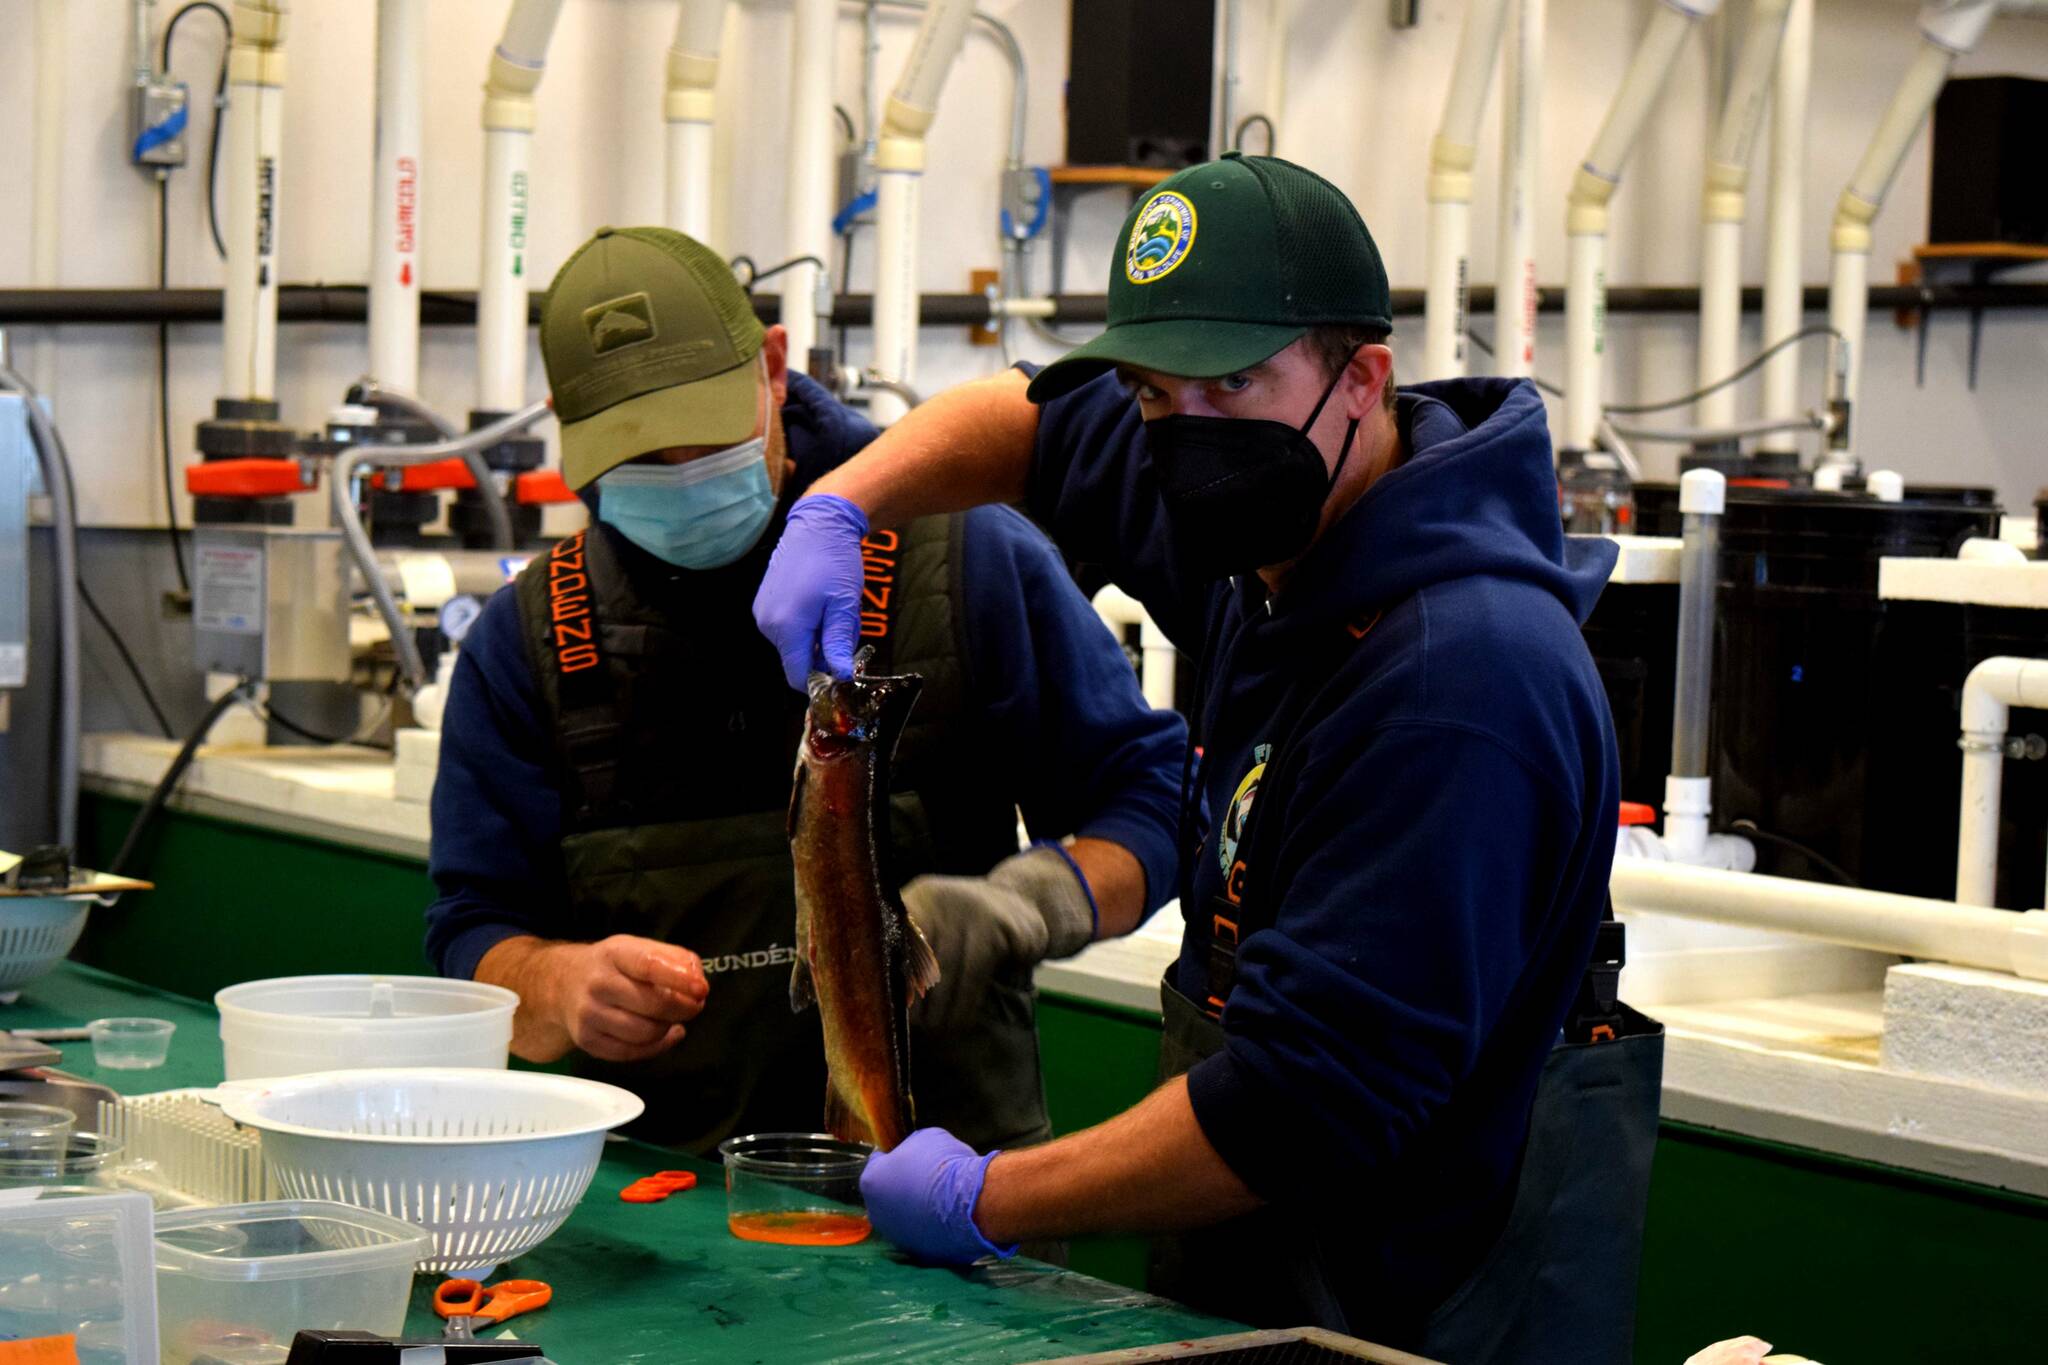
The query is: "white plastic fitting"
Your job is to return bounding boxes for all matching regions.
[1679,466,1728,516]
[1867,469,1905,503]
[1957,656,2048,907]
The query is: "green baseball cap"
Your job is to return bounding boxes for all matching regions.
[541,226,766,489]
[1025,153,1392,403]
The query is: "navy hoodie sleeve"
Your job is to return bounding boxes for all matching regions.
[423,587,571,980]
[1023,369,1212,653]
[954,505,1186,915]
[1184,719,1579,1203]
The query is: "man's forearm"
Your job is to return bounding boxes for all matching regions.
[973,1076,1262,1244]
[1066,837,1145,940]
[476,935,573,1062]
[810,370,1038,524]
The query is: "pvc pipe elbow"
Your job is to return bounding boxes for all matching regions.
[882,94,936,144]
[232,1,287,47]
[484,51,548,131]
[1428,137,1479,204]
[875,130,926,174]
[1918,0,1997,53]
[1830,190,1878,252]
[666,88,716,122]
[668,47,719,90]
[1569,166,1617,212]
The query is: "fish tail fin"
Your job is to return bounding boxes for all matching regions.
[903,916,941,1003]
[789,955,816,1013]
[824,1079,875,1147]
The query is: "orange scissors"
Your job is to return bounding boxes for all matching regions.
[434,1277,553,1340]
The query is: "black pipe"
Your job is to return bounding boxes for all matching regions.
[2,282,2043,327]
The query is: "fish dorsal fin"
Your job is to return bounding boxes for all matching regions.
[903,915,941,1002]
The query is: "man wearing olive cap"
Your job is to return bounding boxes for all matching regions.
[424,227,1186,1168]
[754,155,1657,1362]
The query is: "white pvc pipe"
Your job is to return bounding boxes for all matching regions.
[1696,219,1743,428]
[476,0,565,414]
[370,0,424,394]
[1823,2,1993,474]
[1493,0,1542,379]
[1957,657,2048,907]
[221,3,288,401]
[30,0,63,393]
[1564,0,1717,453]
[1263,0,1290,155]
[782,0,838,362]
[1092,586,1178,712]
[1612,857,2048,982]
[665,0,723,243]
[1758,0,1811,456]
[1424,0,1511,380]
[1564,233,1604,452]
[1697,0,1791,428]
[1423,200,1470,380]
[870,0,974,425]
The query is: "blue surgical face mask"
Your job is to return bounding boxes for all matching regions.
[596,406,776,570]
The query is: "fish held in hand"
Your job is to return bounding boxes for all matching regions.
[788,660,938,1153]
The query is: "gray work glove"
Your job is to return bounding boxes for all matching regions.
[901,846,1097,1030]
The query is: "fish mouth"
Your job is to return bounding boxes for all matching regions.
[805,671,924,752]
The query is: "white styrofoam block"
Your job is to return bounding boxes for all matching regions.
[1883,963,2048,1096]
[394,726,441,769]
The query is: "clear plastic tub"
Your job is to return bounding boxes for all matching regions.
[0,1189,158,1364]
[718,1133,873,1247]
[154,1200,431,1365]
[0,1132,145,1192]
[214,974,516,1080]
[88,1016,176,1070]
[0,1099,75,1163]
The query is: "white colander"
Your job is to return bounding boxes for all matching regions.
[215,1068,644,1274]
[0,895,93,1001]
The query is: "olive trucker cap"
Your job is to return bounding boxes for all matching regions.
[541,226,766,489]
[1026,153,1392,403]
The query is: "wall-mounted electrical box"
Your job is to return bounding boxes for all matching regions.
[191,527,352,683]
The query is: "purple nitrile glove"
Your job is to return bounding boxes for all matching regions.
[860,1128,1018,1266]
[753,492,869,691]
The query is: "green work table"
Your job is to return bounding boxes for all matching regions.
[6,964,1237,1364]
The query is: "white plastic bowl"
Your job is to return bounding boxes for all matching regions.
[0,895,92,1001]
[214,974,516,1080]
[217,1068,643,1274]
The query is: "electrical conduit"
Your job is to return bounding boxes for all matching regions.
[869,0,972,426]
[477,0,565,414]
[1563,0,1721,456]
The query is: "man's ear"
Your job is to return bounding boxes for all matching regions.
[1344,345,1394,420]
[763,325,791,408]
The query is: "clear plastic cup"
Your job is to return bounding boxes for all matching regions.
[0,1100,75,1165]
[717,1133,873,1247]
[88,1017,176,1070]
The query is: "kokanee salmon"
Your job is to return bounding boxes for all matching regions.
[787,658,938,1153]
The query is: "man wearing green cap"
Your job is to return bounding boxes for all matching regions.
[756,156,1657,1361]
[423,226,1188,1165]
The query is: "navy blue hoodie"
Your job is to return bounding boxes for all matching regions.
[425,373,1185,979]
[1030,372,1620,1334]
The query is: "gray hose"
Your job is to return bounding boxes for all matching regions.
[347,378,515,551]
[0,362,81,850]
[857,370,923,409]
[331,398,551,691]
[1607,413,1827,445]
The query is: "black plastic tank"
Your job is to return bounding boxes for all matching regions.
[1612,484,2048,904]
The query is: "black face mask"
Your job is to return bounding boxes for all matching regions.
[1144,363,1359,582]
